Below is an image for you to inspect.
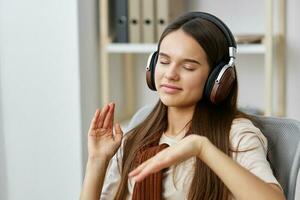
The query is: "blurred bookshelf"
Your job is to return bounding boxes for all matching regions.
[99,0,286,121]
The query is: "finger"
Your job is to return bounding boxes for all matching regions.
[114,123,123,143]
[128,159,151,177]
[107,103,115,129]
[129,149,177,181]
[89,109,100,133]
[132,160,167,182]
[103,102,114,129]
[96,104,109,128]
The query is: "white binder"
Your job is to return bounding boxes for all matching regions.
[142,0,156,43]
[156,0,185,39]
[128,0,141,43]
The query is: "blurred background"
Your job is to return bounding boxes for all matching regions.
[0,0,299,199]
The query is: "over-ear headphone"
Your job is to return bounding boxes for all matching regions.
[145,12,237,104]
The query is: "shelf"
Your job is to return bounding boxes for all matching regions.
[100,0,286,117]
[106,43,265,54]
[237,44,265,54]
[107,43,157,53]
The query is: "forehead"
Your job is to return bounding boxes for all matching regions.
[159,29,207,61]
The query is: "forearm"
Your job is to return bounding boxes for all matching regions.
[197,138,285,200]
[80,157,110,200]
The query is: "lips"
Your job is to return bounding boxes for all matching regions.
[161,84,182,90]
[160,84,182,93]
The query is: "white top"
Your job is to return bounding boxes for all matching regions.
[100,118,280,200]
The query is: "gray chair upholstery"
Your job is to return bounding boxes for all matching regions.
[127,105,300,200]
[252,115,300,200]
[127,105,154,130]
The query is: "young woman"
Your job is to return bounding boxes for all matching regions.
[80,12,285,200]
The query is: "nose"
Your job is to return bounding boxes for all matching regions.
[164,64,179,81]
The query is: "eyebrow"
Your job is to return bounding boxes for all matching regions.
[159,52,201,65]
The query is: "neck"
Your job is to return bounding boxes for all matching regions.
[166,105,195,137]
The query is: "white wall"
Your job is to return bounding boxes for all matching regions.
[0,0,100,199]
[77,0,101,174]
[0,59,8,199]
[286,0,300,120]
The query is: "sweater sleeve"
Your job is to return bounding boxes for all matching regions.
[100,142,123,200]
[230,118,281,188]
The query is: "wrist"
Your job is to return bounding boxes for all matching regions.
[87,156,110,167]
[196,136,211,159]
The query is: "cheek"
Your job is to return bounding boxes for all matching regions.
[186,74,208,96]
[154,66,163,88]
[189,81,203,94]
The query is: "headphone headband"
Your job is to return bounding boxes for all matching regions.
[189,12,237,66]
[189,12,236,48]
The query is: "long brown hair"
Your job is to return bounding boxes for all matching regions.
[115,12,245,200]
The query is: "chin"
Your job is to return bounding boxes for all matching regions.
[159,96,178,106]
[160,97,198,108]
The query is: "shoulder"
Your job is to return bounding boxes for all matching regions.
[230,117,267,153]
[231,117,260,134]
[229,118,282,188]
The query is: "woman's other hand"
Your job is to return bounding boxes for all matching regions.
[87,102,123,161]
[129,134,207,182]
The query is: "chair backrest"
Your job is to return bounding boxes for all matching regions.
[127,106,300,200]
[252,115,300,200]
[127,105,154,131]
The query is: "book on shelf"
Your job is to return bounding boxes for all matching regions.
[109,0,186,44]
[141,0,156,43]
[155,0,185,40]
[113,0,129,43]
[234,34,265,44]
[109,3,265,46]
[128,0,142,43]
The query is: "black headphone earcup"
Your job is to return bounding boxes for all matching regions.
[204,62,236,104]
[146,51,158,90]
[204,62,225,100]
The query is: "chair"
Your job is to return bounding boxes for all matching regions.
[127,105,300,200]
[252,115,300,200]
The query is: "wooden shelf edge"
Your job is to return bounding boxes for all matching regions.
[106,43,265,54]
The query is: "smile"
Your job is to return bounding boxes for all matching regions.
[160,84,182,94]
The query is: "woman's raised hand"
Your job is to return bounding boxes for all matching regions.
[87,103,123,160]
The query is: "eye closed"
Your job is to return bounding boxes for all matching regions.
[159,58,170,65]
[182,65,196,71]
[159,61,169,65]
[158,60,197,71]
[158,52,202,72]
